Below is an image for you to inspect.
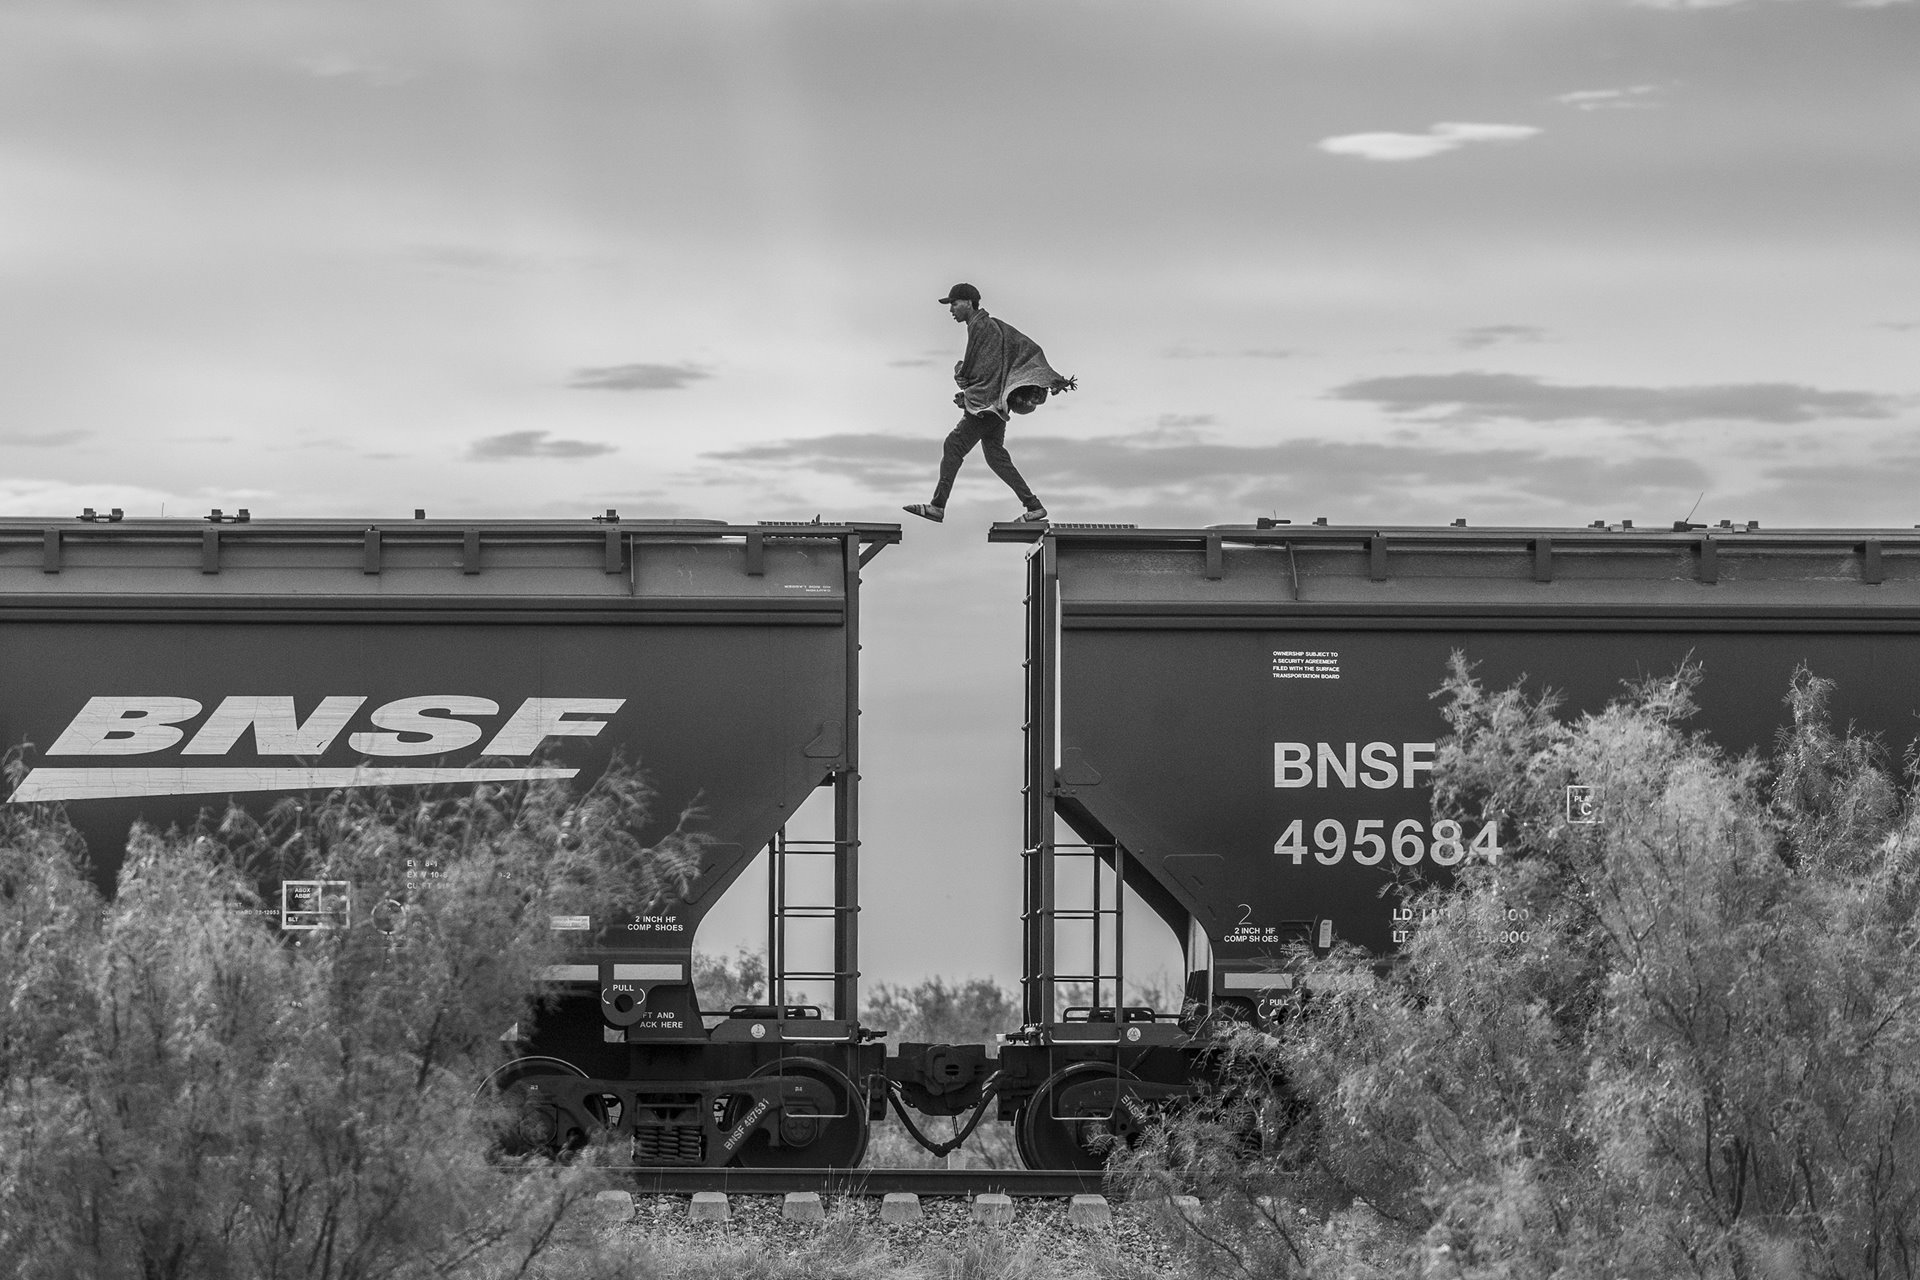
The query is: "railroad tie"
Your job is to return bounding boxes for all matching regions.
[1066,1194,1112,1227]
[880,1192,923,1224]
[783,1191,825,1225]
[971,1192,1015,1226]
[593,1190,636,1222]
[689,1191,731,1222]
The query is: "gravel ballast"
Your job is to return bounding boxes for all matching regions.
[607,1191,1188,1278]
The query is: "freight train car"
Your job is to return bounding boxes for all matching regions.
[985,520,1920,1169]
[0,512,901,1168]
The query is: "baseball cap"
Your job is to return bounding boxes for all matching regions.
[938,283,981,305]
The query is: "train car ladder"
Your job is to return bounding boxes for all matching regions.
[1020,534,1137,1024]
[1024,837,1127,1019]
[765,822,859,1018]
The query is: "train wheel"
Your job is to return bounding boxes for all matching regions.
[1015,1064,1137,1172]
[727,1060,869,1169]
[477,1056,604,1159]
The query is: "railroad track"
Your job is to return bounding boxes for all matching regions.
[614,1165,1111,1198]
[595,1165,1188,1271]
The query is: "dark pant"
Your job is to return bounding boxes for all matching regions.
[931,411,1039,509]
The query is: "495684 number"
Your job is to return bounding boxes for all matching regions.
[1274,817,1502,867]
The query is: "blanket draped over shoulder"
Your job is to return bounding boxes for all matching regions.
[954,310,1069,418]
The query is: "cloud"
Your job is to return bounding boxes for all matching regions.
[1456,325,1547,350]
[468,430,618,461]
[1875,321,1920,332]
[1163,345,1292,360]
[708,433,930,491]
[0,430,90,447]
[1742,454,1920,521]
[1554,86,1660,110]
[1329,371,1903,424]
[1317,122,1541,162]
[568,363,712,391]
[702,429,1708,515]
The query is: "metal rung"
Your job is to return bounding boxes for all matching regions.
[768,821,857,1017]
[1030,838,1129,1016]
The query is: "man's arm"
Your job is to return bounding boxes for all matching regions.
[951,314,1012,416]
[954,314,994,390]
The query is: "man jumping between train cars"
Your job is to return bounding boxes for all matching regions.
[903,283,1076,524]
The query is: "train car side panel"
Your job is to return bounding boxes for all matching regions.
[1060,624,1920,960]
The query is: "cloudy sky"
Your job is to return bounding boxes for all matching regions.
[4,0,1916,992]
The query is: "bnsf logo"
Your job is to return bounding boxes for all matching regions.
[9,696,625,804]
[1274,741,1435,789]
[47,696,623,758]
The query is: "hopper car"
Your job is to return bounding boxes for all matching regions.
[0,513,907,1168]
[981,519,1920,1168]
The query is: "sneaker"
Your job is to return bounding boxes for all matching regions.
[1016,505,1049,523]
[902,503,945,523]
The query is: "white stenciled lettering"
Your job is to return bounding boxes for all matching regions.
[1275,740,1437,789]
[482,698,626,756]
[1402,742,1435,788]
[348,696,498,757]
[183,696,368,756]
[11,765,578,802]
[47,697,203,756]
[1316,743,1356,788]
[1360,741,1399,789]
[1271,650,1341,680]
[1274,742,1311,788]
[1275,817,1502,867]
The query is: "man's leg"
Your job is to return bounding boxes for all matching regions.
[978,417,1042,512]
[929,414,991,509]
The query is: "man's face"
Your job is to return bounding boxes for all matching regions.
[948,299,976,322]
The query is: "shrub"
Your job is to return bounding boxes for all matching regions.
[1120,659,1920,1280]
[0,762,704,1280]
[864,976,1021,1047]
[695,947,776,1011]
